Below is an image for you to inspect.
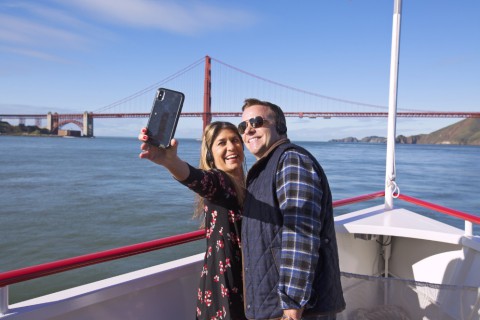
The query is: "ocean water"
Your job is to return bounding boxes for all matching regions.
[1,136,479,303]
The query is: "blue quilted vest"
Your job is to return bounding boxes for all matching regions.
[242,142,345,319]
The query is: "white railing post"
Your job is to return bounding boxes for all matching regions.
[465,221,473,237]
[0,286,8,316]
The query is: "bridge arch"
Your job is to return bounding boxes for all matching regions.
[45,112,93,137]
[55,120,84,133]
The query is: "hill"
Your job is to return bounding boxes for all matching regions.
[0,121,51,136]
[396,118,480,145]
[330,118,480,145]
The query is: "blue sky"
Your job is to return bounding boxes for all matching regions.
[1,0,479,141]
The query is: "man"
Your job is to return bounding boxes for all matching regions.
[238,98,345,320]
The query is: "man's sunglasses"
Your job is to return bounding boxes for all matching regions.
[238,116,268,134]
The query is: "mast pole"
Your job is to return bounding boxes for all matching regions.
[385,0,402,210]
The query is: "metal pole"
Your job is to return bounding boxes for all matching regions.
[385,0,402,210]
[0,286,8,316]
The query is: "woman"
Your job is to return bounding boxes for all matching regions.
[139,121,247,320]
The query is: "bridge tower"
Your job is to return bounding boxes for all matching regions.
[203,55,212,130]
[83,112,94,137]
[46,112,59,134]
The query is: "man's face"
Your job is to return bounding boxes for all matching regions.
[240,104,282,159]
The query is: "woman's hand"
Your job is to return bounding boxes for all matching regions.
[138,127,178,165]
[138,127,189,181]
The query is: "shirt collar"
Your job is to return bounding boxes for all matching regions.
[257,138,290,161]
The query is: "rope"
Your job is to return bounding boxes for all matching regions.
[388,150,400,198]
[389,179,400,198]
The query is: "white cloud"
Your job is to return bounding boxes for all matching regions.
[0,13,89,49]
[63,0,257,34]
[0,1,256,63]
[0,45,68,62]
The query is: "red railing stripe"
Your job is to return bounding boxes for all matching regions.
[0,192,383,287]
[0,230,204,287]
[0,191,477,288]
[333,190,385,207]
[397,194,480,224]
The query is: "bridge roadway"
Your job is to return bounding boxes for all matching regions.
[2,111,480,120]
[2,112,478,136]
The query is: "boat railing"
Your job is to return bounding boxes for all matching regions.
[397,193,479,237]
[1,191,479,316]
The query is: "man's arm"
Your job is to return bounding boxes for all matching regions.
[276,150,323,318]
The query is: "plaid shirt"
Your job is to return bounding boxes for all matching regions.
[275,149,323,309]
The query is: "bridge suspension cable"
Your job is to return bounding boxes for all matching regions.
[89,55,471,116]
[93,57,205,113]
[211,57,391,111]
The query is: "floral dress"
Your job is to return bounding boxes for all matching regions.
[181,165,246,320]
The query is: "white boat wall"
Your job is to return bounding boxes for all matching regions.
[336,203,480,319]
[1,254,204,320]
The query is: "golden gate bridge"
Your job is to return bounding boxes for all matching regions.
[1,56,479,137]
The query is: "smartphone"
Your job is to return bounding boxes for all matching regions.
[146,88,185,148]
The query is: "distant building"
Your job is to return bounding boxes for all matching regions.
[58,129,81,137]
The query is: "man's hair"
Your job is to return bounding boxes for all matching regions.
[242,98,287,134]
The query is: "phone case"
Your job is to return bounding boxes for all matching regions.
[146,88,185,148]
